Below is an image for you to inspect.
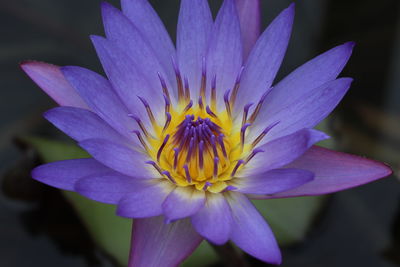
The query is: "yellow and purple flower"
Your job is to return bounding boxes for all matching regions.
[21,0,392,266]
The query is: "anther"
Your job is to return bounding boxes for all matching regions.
[240,123,251,149]
[198,140,205,170]
[222,185,237,192]
[202,182,212,191]
[162,112,171,132]
[183,100,193,112]
[173,148,180,170]
[230,66,244,106]
[163,94,170,114]
[251,121,280,147]
[242,102,254,127]
[198,97,204,110]
[248,89,271,123]
[184,76,190,102]
[245,148,264,164]
[158,72,171,104]
[157,134,170,162]
[231,160,244,177]
[128,114,150,138]
[206,105,218,119]
[224,89,232,117]
[210,135,218,157]
[172,58,185,102]
[145,161,163,176]
[200,57,207,101]
[138,96,157,126]
[186,137,195,163]
[132,130,149,152]
[161,170,176,184]
[183,164,192,183]
[218,134,228,159]
[211,74,217,110]
[213,157,219,179]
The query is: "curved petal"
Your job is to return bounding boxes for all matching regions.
[31,158,113,191]
[177,0,212,100]
[207,0,243,109]
[234,3,294,112]
[129,216,203,267]
[117,180,174,218]
[121,0,177,96]
[44,107,130,146]
[191,193,233,245]
[253,42,355,128]
[162,186,205,222]
[226,192,281,264]
[79,138,154,178]
[101,3,172,106]
[239,129,328,177]
[74,173,152,204]
[233,168,314,195]
[61,66,139,143]
[259,146,392,199]
[91,36,163,125]
[235,0,261,59]
[256,78,352,143]
[21,61,88,109]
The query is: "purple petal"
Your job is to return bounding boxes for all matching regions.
[79,138,153,178]
[253,42,354,129]
[235,0,261,59]
[191,193,233,245]
[129,216,203,267]
[117,180,174,218]
[226,192,281,264]
[101,3,173,106]
[253,78,353,142]
[61,66,139,144]
[44,107,130,146]
[235,3,294,112]
[233,168,313,195]
[177,0,212,100]
[121,0,177,97]
[74,173,151,204]
[91,36,162,125]
[162,186,205,222]
[260,146,392,198]
[239,129,328,177]
[207,0,243,107]
[21,61,88,109]
[31,158,112,191]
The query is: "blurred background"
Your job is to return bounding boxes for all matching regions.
[0,0,400,266]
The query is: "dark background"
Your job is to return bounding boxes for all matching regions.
[1,0,400,266]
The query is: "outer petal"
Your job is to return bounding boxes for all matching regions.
[253,42,354,128]
[177,0,212,100]
[21,61,88,109]
[91,36,162,125]
[74,173,152,204]
[235,0,261,59]
[44,107,130,146]
[233,168,314,195]
[79,139,154,178]
[162,186,205,222]
[121,0,177,96]
[101,3,171,106]
[260,146,393,198]
[191,193,233,245]
[61,66,139,143]
[207,0,243,108]
[129,216,203,267]
[31,158,113,191]
[117,180,174,218]
[226,192,281,264]
[239,129,328,177]
[251,78,353,144]
[235,4,294,112]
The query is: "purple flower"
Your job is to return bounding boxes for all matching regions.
[22,0,392,266]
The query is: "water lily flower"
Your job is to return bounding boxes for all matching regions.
[21,0,392,266]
